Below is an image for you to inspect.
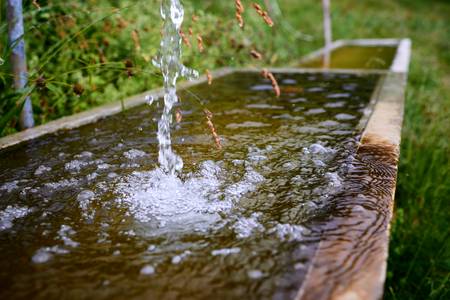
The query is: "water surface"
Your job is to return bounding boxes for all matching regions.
[299,46,397,69]
[0,71,379,299]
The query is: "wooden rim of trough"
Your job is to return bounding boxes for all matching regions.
[0,38,411,300]
[294,38,410,300]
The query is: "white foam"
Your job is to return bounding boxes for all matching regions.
[270,223,305,242]
[225,166,264,200]
[97,163,111,170]
[44,179,79,191]
[123,149,148,160]
[171,250,191,264]
[57,225,79,248]
[65,160,89,172]
[233,213,263,239]
[77,190,95,220]
[86,173,99,181]
[0,205,31,231]
[34,165,51,176]
[0,181,19,193]
[248,146,269,163]
[211,247,241,256]
[115,161,228,230]
[32,249,53,264]
[31,245,70,264]
[74,151,94,159]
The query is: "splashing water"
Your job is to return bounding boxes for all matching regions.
[152,0,199,175]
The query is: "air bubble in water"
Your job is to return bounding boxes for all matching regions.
[32,249,53,264]
[140,265,155,275]
[211,247,240,256]
[248,270,264,279]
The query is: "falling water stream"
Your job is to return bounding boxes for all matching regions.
[152,0,198,175]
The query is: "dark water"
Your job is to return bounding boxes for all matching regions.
[299,46,397,69]
[0,71,379,299]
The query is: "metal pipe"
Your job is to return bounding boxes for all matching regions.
[322,0,332,68]
[6,0,35,129]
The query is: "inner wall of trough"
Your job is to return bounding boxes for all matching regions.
[299,46,397,70]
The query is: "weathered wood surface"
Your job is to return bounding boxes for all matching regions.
[296,134,399,300]
[296,72,407,300]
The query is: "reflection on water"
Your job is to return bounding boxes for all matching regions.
[300,46,397,70]
[0,71,379,299]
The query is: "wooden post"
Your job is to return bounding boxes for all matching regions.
[6,0,34,129]
[322,0,332,68]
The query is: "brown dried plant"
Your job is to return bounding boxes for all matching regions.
[197,34,204,52]
[204,109,222,150]
[235,0,245,28]
[175,108,182,123]
[73,83,84,96]
[252,3,274,27]
[131,30,141,51]
[180,29,191,47]
[206,70,213,85]
[32,0,41,9]
[262,68,280,97]
[250,49,263,60]
[117,16,128,29]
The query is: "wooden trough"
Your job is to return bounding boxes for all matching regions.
[0,39,411,300]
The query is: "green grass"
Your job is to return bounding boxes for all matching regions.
[1,0,449,298]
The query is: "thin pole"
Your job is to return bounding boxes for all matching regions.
[322,0,332,68]
[6,0,34,129]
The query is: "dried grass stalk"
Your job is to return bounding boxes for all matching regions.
[235,0,245,28]
[180,29,191,47]
[197,34,204,52]
[250,49,263,60]
[32,0,41,9]
[206,69,213,85]
[131,30,141,51]
[204,109,222,149]
[175,108,182,123]
[261,68,280,97]
[252,3,274,27]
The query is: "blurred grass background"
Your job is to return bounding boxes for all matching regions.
[1,0,449,299]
